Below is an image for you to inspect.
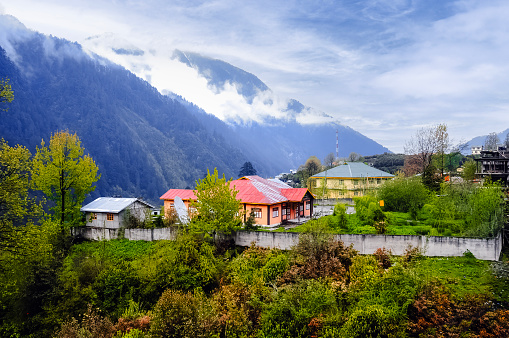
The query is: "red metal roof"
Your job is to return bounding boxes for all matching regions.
[159,189,197,201]
[160,176,314,205]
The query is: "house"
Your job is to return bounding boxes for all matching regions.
[160,175,315,227]
[81,197,154,229]
[471,146,483,156]
[308,162,394,199]
[474,147,509,185]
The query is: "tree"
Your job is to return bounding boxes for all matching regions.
[484,132,500,151]
[238,161,257,177]
[504,133,509,148]
[462,158,477,181]
[304,156,322,177]
[32,131,100,229]
[405,124,449,174]
[0,139,41,251]
[190,168,242,235]
[0,78,14,111]
[347,152,362,162]
[323,152,336,169]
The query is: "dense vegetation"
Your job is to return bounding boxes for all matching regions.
[2,234,509,338]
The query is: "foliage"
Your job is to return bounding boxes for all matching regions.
[190,168,242,236]
[243,210,259,231]
[0,139,42,250]
[404,123,449,175]
[238,161,257,177]
[56,304,115,338]
[354,195,387,227]
[377,175,429,218]
[462,158,478,181]
[0,77,14,111]
[258,279,342,338]
[421,163,442,192]
[32,131,100,229]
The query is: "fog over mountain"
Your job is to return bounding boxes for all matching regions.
[0,15,390,203]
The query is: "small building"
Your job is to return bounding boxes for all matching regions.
[81,197,154,229]
[308,162,394,199]
[160,175,314,227]
[471,146,483,156]
[474,147,509,185]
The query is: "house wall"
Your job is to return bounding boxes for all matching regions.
[85,211,121,229]
[310,177,391,199]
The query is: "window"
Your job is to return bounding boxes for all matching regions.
[170,203,175,209]
[306,202,310,210]
[353,180,359,186]
[91,213,97,220]
[354,191,359,196]
[282,208,287,216]
[252,208,262,218]
[272,207,279,218]
[107,213,114,221]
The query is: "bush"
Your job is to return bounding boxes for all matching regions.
[377,176,429,218]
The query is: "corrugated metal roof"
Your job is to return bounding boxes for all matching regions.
[81,197,154,213]
[159,189,197,201]
[160,175,312,205]
[311,162,394,178]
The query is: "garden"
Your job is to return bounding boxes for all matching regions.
[290,175,507,238]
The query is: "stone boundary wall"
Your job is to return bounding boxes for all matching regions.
[73,227,503,261]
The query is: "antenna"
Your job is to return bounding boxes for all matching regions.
[173,196,190,225]
[336,129,339,159]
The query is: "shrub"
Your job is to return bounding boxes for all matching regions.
[373,248,392,269]
[377,176,429,218]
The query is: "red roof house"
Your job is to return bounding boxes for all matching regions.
[160,175,314,226]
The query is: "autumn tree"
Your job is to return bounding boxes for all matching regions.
[238,161,257,177]
[0,78,14,111]
[32,131,100,229]
[404,124,449,175]
[484,132,500,151]
[191,168,242,235]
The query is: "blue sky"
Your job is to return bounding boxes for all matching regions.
[1,0,508,152]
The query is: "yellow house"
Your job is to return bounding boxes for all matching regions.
[309,162,394,199]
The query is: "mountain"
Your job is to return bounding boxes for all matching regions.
[464,129,509,154]
[0,15,255,205]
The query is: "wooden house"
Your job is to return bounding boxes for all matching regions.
[160,175,314,227]
[81,197,154,229]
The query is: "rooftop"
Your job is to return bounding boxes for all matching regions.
[81,197,154,213]
[312,162,394,179]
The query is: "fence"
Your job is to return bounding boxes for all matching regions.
[72,226,503,261]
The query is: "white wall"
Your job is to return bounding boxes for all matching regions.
[72,227,503,261]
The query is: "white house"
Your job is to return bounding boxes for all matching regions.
[81,197,154,229]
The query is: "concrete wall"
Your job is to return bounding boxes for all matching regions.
[72,227,503,261]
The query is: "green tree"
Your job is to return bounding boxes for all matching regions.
[190,168,242,235]
[32,131,100,230]
[0,139,41,251]
[462,158,477,181]
[0,78,14,111]
[238,161,257,177]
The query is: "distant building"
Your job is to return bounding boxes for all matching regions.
[471,146,483,156]
[81,197,154,229]
[308,162,394,199]
[160,175,314,227]
[474,147,509,185]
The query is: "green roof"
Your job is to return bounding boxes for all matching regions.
[311,162,394,179]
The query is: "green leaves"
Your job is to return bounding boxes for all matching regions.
[190,168,242,236]
[32,131,100,228]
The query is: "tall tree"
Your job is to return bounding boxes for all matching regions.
[484,132,500,151]
[347,152,363,162]
[504,133,509,148]
[32,131,100,229]
[191,168,242,235]
[238,161,257,177]
[0,78,14,111]
[0,139,41,251]
[404,124,449,174]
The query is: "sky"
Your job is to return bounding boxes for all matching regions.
[1,0,509,153]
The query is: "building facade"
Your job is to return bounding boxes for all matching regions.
[474,147,509,185]
[160,175,314,227]
[81,197,154,229]
[309,162,394,199]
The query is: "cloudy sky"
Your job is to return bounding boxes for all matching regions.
[2,0,509,152]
